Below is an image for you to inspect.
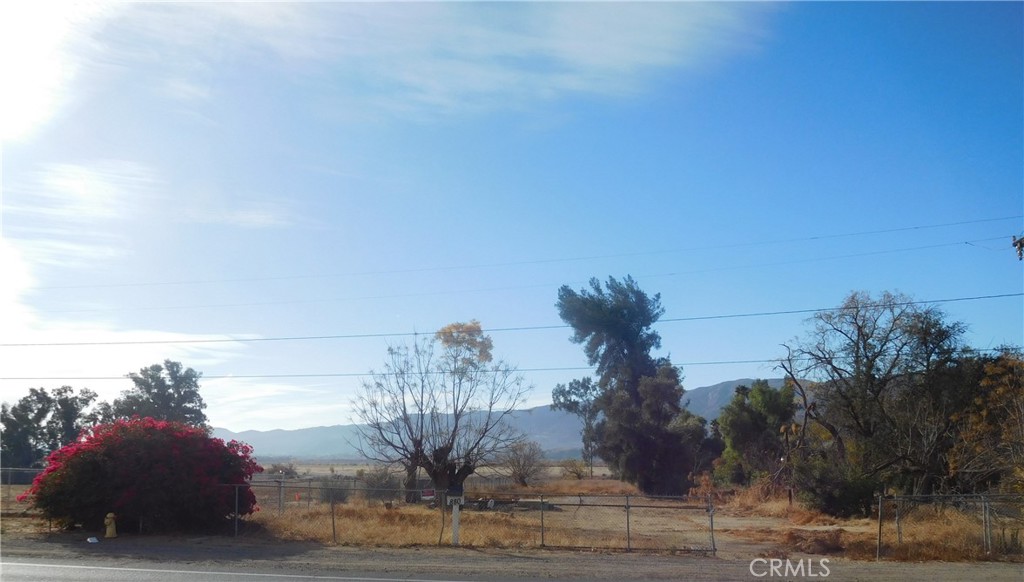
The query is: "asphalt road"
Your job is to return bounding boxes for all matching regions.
[2,530,1023,582]
[4,553,1024,582]
[4,559,494,582]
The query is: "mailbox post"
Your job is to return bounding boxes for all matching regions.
[447,485,465,546]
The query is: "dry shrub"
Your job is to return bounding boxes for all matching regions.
[757,548,789,559]
[723,479,834,526]
[781,528,845,554]
[732,526,860,557]
[725,476,778,511]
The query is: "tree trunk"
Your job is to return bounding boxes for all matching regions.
[403,464,419,503]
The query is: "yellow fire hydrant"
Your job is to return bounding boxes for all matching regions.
[104,512,117,538]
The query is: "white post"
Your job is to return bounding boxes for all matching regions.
[451,500,461,546]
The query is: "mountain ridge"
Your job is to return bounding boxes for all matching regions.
[212,378,785,461]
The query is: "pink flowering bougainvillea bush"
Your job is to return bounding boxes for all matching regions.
[18,417,262,532]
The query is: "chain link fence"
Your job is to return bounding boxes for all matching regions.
[4,467,714,552]
[1,468,42,515]
[877,494,1023,559]
[229,480,716,553]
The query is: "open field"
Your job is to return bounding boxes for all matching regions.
[3,510,1022,582]
[5,473,1021,566]
[280,462,616,481]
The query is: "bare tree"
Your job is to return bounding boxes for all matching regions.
[353,322,529,499]
[779,291,920,468]
[496,440,546,486]
[779,291,973,492]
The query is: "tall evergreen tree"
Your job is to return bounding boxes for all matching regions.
[557,276,707,495]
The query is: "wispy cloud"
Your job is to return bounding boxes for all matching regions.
[179,199,298,229]
[5,160,298,269]
[96,2,772,119]
[0,158,281,410]
[202,377,355,430]
[162,77,211,102]
[0,238,255,407]
[4,160,160,265]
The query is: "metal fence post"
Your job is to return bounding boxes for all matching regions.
[331,490,337,544]
[708,495,716,555]
[277,480,284,515]
[540,494,545,548]
[982,496,991,554]
[233,485,239,537]
[895,498,902,545]
[876,495,884,560]
[626,494,631,552]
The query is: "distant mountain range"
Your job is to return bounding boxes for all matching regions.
[681,378,787,421]
[213,378,785,461]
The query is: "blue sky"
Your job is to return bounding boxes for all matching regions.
[1,2,1021,432]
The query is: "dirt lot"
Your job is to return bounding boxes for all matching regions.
[3,512,1021,581]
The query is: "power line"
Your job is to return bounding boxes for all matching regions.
[3,292,1019,348]
[660,292,1022,323]
[31,216,1021,291]
[0,361,818,381]
[31,235,1014,315]
[1,350,1014,382]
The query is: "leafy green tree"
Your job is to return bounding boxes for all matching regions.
[551,377,601,476]
[716,380,796,485]
[779,291,989,504]
[885,313,983,494]
[557,276,708,495]
[1,389,55,467]
[557,276,662,397]
[112,360,207,426]
[1,386,99,467]
[792,450,877,518]
[44,386,98,451]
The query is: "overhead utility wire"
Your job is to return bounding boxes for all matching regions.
[32,216,1021,290]
[2,292,1019,348]
[33,235,1012,315]
[1,350,1014,382]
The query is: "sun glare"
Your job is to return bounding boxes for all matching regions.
[0,2,114,142]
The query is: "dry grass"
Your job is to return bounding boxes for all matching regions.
[865,506,1021,562]
[722,484,836,526]
[470,478,641,497]
[0,514,49,535]
[249,500,628,549]
[251,489,709,551]
[0,484,35,510]
[7,471,1019,563]
[718,482,1023,563]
